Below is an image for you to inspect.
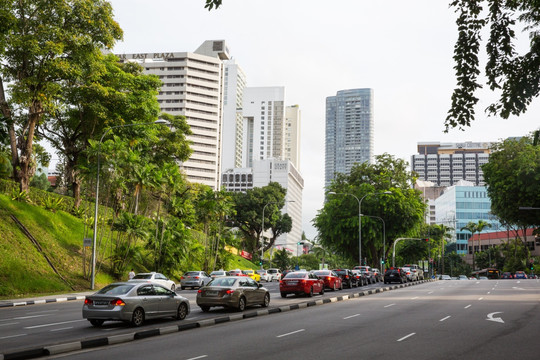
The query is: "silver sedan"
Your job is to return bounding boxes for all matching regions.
[196,276,270,312]
[82,282,190,327]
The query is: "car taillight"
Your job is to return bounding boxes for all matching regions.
[84,298,93,305]
[225,289,234,295]
[197,289,203,293]
[180,276,185,279]
[194,276,200,279]
[110,299,125,306]
[327,277,331,281]
[345,275,349,279]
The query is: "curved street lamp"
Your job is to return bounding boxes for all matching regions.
[91,119,169,289]
[328,191,391,266]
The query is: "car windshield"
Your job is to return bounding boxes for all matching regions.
[210,271,224,275]
[185,271,201,276]
[284,273,307,279]
[243,270,253,274]
[313,271,331,276]
[97,284,135,295]
[132,274,152,280]
[256,270,265,274]
[333,270,346,275]
[208,278,237,287]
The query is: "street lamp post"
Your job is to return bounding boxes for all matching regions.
[364,215,386,269]
[260,200,294,270]
[91,120,169,290]
[328,191,391,266]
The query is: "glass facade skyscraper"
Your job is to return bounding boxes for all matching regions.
[325,88,374,189]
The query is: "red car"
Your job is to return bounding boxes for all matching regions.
[227,269,248,277]
[280,272,325,297]
[313,270,343,290]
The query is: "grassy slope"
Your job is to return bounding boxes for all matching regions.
[0,194,258,299]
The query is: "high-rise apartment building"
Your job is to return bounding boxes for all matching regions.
[285,105,301,170]
[116,40,230,189]
[242,87,286,168]
[221,59,247,172]
[412,142,492,187]
[325,88,374,189]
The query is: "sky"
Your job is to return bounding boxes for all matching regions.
[106,0,540,240]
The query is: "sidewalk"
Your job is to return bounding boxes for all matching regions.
[0,291,93,308]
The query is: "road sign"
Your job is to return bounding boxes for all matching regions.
[83,238,92,247]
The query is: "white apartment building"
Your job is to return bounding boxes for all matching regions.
[221,59,247,172]
[285,105,301,170]
[221,158,304,250]
[116,40,231,189]
[242,87,286,168]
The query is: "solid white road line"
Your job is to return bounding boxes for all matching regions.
[0,333,26,340]
[343,314,361,320]
[277,329,305,338]
[186,356,208,360]
[439,316,451,322]
[397,333,416,342]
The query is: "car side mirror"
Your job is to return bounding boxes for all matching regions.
[258,283,263,288]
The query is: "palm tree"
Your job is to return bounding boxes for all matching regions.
[461,221,478,270]
[476,220,492,269]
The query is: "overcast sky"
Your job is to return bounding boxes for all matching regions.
[107,0,540,240]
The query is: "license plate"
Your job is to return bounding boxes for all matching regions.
[95,300,109,305]
[286,281,298,285]
[205,290,218,297]
[389,274,395,277]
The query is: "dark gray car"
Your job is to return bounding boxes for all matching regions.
[82,282,190,327]
[196,276,270,312]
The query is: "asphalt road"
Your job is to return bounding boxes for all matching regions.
[0,279,387,354]
[43,279,540,360]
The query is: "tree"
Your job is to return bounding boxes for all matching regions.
[0,0,122,192]
[314,154,426,266]
[273,249,291,270]
[446,1,540,131]
[230,182,292,256]
[37,54,162,208]
[461,221,478,270]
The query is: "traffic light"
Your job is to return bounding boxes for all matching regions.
[259,261,263,266]
[423,238,429,242]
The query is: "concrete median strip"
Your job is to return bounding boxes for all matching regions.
[0,279,434,359]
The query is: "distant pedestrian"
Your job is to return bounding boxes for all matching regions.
[128,269,135,280]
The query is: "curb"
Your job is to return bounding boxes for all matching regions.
[0,296,87,308]
[0,279,434,360]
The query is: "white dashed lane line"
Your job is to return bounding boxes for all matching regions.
[277,329,305,338]
[343,314,361,320]
[439,316,451,322]
[397,333,416,342]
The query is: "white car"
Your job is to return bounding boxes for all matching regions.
[256,269,272,282]
[210,270,228,279]
[401,267,418,282]
[129,272,177,291]
[266,268,282,281]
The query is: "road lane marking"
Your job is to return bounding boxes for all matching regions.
[26,309,59,315]
[428,291,434,294]
[487,292,491,294]
[478,297,484,301]
[464,305,472,309]
[187,356,207,360]
[440,316,451,322]
[0,333,26,340]
[0,322,18,327]
[384,304,396,308]
[14,314,51,320]
[277,329,305,338]
[50,327,74,332]
[24,319,85,329]
[397,333,416,342]
[343,314,360,320]
[411,297,419,299]
[486,312,504,323]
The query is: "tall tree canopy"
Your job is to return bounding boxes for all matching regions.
[314,154,426,266]
[482,134,540,228]
[0,0,122,191]
[447,1,540,131]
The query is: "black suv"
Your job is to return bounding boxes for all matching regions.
[384,267,407,284]
[332,269,358,288]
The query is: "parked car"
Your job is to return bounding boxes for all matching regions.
[83,282,190,327]
[180,271,212,290]
[209,270,227,279]
[370,268,383,282]
[458,275,469,280]
[227,269,248,277]
[280,271,325,297]
[313,270,343,290]
[403,264,423,280]
[256,269,272,282]
[242,269,261,282]
[129,272,177,291]
[332,269,358,288]
[354,266,376,283]
[267,268,282,281]
[351,269,368,286]
[383,268,407,284]
[438,274,452,280]
[402,267,417,282]
[514,271,528,279]
[196,276,270,312]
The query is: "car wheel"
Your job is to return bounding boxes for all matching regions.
[333,282,337,291]
[319,286,325,295]
[89,319,104,327]
[281,292,287,298]
[181,286,186,290]
[340,282,343,290]
[237,296,246,311]
[131,308,145,327]
[200,306,210,312]
[262,293,270,307]
[176,302,188,320]
[307,286,313,297]
[171,284,176,292]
